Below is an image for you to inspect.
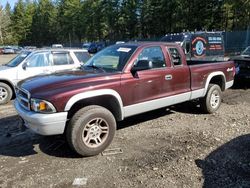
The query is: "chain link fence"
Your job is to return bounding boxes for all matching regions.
[224,30,250,55]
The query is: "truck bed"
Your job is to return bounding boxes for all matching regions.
[189,60,235,92]
[187,60,225,66]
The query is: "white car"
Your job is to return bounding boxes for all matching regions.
[52,44,63,48]
[3,47,15,54]
[0,49,90,104]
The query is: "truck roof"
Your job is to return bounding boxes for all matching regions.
[116,42,178,48]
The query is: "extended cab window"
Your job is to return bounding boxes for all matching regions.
[184,41,191,54]
[135,46,166,69]
[53,52,74,65]
[26,53,50,67]
[168,47,182,66]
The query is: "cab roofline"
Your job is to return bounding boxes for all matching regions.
[116,41,176,47]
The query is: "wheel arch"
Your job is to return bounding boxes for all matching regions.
[203,72,226,96]
[65,89,124,121]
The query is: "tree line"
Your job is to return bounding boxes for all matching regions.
[0,0,250,46]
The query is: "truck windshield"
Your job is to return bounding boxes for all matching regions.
[5,51,31,67]
[84,45,137,72]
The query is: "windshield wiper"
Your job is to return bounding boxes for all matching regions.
[84,64,105,71]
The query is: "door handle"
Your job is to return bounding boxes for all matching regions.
[165,74,173,80]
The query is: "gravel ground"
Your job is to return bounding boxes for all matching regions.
[0,54,16,65]
[0,55,250,188]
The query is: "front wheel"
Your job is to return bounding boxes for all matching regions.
[0,82,12,105]
[201,84,222,114]
[66,105,116,156]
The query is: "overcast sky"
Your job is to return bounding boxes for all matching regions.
[1,0,17,9]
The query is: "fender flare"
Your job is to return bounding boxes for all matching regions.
[0,78,15,88]
[203,71,226,96]
[64,89,124,119]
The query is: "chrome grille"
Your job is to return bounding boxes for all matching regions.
[16,87,30,110]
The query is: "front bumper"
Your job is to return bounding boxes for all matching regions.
[14,100,68,136]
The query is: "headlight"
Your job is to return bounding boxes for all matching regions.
[30,98,56,113]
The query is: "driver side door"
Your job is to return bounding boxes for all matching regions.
[121,46,168,106]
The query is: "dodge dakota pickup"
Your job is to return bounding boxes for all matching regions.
[14,42,235,156]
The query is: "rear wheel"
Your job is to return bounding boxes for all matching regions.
[66,105,116,156]
[201,84,222,114]
[0,82,12,105]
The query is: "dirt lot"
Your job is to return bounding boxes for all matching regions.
[0,55,250,188]
[0,54,16,65]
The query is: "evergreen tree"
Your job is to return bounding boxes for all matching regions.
[101,0,121,40]
[119,0,139,39]
[31,0,57,46]
[23,0,36,45]
[11,0,26,44]
[57,0,84,44]
[2,0,250,45]
[0,3,13,44]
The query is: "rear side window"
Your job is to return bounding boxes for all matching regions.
[26,53,50,67]
[53,53,74,65]
[168,47,182,66]
[74,52,90,63]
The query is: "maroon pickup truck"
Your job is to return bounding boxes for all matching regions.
[14,42,235,156]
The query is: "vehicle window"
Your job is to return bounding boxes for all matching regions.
[135,46,166,69]
[185,42,191,54]
[53,53,74,65]
[84,45,137,72]
[26,53,50,67]
[168,47,182,66]
[93,52,119,69]
[74,52,90,63]
[6,51,31,67]
[52,44,63,48]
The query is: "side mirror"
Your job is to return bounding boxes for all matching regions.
[131,60,152,73]
[22,62,27,70]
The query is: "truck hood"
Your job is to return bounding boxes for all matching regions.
[18,69,121,99]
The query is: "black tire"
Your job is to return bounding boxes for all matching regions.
[0,82,12,105]
[201,84,222,114]
[66,105,116,156]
